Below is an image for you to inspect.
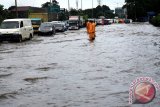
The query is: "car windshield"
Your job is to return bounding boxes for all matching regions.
[69,21,78,26]
[0,21,19,29]
[69,20,78,24]
[40,23,52,29]
[31,20,41,25]
[54,24,62,27]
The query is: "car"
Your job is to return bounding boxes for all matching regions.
[53,22,65,32]
[38,22,56,36]
[0,18,33,42]
[61,22,68,31]
[124,19,133,24]
[64,20,69,28]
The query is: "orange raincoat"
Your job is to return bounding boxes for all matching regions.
[87,22,96,40]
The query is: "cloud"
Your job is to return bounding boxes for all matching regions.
[1,0,125,10]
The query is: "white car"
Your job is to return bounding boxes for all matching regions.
[0,19,33,42]
[53,23,65,32]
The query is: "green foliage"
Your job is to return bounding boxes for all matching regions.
[0,4,16,24]
[58,10,69,21]
[150,14,160,26]
[41,2,51,8]
[41,1,114,20]
[0,4,11,24]
[69,8,79,15]
[124,0,160,21]
[69,5,114,19]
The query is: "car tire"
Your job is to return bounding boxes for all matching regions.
[53,29,56,35]
[17,36,22,42]
[28,34,32,40]
[38,33,41,36]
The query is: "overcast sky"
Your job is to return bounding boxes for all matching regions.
[1,0,125,10]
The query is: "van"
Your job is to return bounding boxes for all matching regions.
[0,19,33,42]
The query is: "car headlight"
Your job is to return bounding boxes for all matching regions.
[50,28,53,31]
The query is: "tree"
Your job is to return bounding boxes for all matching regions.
[124,0,160,21]
[0,4,12,24]
[41,2,51,8]
[59,10,69,21]
[69,8,79,15]
[82,5,114,18]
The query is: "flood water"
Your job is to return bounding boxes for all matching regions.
[0,23,160,107]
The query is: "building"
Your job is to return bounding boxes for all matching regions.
[48,0,60,21]
[9,6,47,18]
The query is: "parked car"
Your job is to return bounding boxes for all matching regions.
[64,20,69,28]
[0,18,33,42]
[124,19,133,24]
[38,22,56,36]
[53,23,65,32]
[52,21,61,24]
[118,19,125,23]
[61,22,68,31]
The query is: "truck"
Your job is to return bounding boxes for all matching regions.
[68,16,84,30]
[31,18,42,33]
[29,13,48,33]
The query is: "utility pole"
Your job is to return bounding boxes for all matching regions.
[68,0,70,17]
[76,0,78,10]
[134,0,137,21]
[92,0,93,18]
[68,0,70,11]
[15,0,18,18]
[81,0,82,10]
[97,0,101,6]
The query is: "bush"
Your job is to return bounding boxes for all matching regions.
[150,14,160,27]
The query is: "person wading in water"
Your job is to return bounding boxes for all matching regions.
[86,20,96,41]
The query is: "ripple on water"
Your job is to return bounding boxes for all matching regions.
[24,77,48,84]
[0,73,13,78]
[154,61,160,67]
[0,91,18,100]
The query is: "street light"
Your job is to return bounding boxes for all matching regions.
[15,0,18,18]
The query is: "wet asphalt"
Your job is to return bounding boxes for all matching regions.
[0,23,160,107]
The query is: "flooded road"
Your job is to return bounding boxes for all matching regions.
[0,23,160,107]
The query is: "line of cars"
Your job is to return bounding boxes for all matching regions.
[0,18,70,42]
[38,21,68,36]
[0,18,132,43]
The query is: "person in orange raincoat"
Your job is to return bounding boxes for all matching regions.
[86,21,90,34]
[87,20,96,41]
